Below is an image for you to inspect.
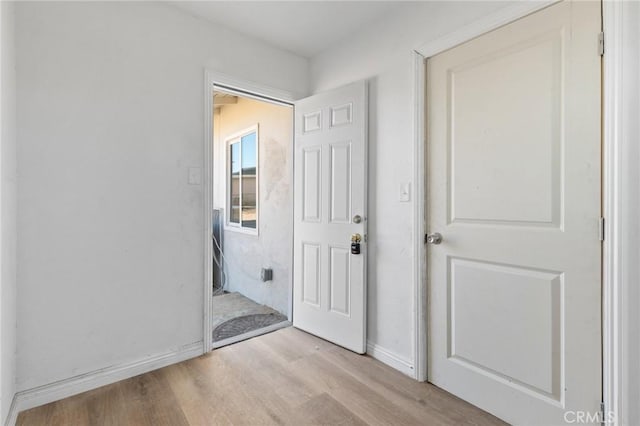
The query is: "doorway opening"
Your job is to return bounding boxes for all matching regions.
[211,86,294,348]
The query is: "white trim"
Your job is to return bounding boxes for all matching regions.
[366,341,415,378]
[412,50,427,382]
[214,85,292,109]
[204,69,298,348]
[415,0,558,58]
[208,71,296,105]
[287,113,295,323]
[362,81,370,356]
[203,70,214,354]
[7,342,203,424]
[5,395,18,426]
[602,1,624,424]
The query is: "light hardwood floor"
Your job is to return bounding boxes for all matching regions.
[17,328,505,425]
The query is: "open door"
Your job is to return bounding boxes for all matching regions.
[293,81,367,354]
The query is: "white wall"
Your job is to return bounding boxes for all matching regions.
[0,0,17,422]
[309,1,513,371]
[15,1,307,392]
[213,97,292,314]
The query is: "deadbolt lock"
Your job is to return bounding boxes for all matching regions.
[351,233,362,255]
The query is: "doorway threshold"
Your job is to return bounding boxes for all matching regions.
[212,320,291,349]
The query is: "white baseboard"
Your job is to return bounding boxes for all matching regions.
[366,341,415,378]
[4,395,18,426]
[5,340,412,425]
[5,341,204,426]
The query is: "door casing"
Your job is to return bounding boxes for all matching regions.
[203,70,296,354]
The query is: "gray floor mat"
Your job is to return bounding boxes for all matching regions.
[212,313,288,342]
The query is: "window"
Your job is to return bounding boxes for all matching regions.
[227,126,258,232]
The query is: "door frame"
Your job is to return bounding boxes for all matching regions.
[203,70,296,353]
[412,1,626,423]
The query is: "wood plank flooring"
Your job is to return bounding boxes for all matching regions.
[17,328,505,426]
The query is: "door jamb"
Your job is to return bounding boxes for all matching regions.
[413,2,625,424]
[412,52,427,382]
[203,70,296,353]
[601,2,625,423]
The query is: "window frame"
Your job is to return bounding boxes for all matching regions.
[225,124,259,235]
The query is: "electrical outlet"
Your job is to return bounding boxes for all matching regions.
[261,268,273,282]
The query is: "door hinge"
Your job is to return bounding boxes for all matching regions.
[599,217,605,241]
[598,32,605,56]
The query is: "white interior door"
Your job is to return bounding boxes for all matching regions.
[293,81,367,354]
[427,1,602,424]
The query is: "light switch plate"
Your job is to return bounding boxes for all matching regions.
[188,167,202,185]
[399,182,411,202]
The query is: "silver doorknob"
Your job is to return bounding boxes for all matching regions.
[353,215,362,224]
[426,233,442,245]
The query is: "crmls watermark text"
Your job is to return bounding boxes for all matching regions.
[564,410,616,424]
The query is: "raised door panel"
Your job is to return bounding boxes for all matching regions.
[449,31,563,228]
[329,246,351,316]
[302,243,321,307]
[449,257,562,401]
[330,142,352,224]
[303,111,322,133]
[303,147,322,223]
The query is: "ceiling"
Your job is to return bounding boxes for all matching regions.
[168,1,409,58]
